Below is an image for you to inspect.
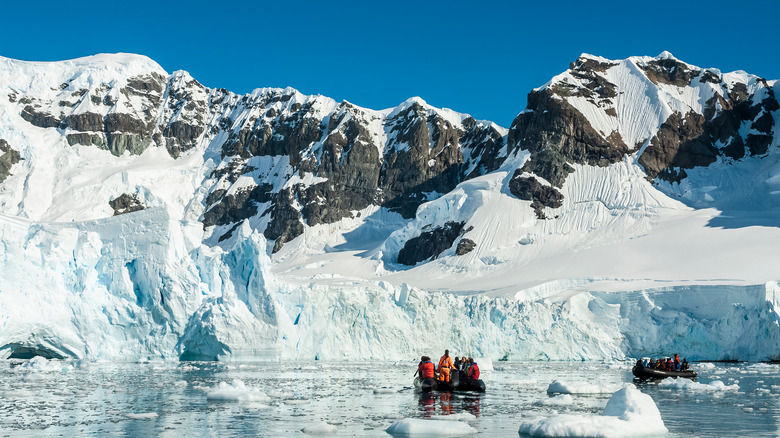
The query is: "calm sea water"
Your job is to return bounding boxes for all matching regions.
[1,359,778,437]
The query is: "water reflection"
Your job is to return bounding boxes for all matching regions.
[417,391,482,418]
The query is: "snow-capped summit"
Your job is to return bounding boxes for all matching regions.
[0,52,778,362]
[656,50,677,60]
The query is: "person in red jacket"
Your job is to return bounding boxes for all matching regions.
[417,356,435,379]
[467,358,480,380]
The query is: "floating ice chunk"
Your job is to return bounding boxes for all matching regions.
[534,394,574,406]
[301,422,337,434]
[386,418,477,436]
[285,399,310,405]
[173,380,188,388]
[206,379,271,402]
[242,402,272,410]
[519,384,667,437]
[15,356,72,373]
[374,388,397,394]
[268,390,294,399]
[6,389,36,398]
[695,363,716,369]
[547,380,621,394]
[658,378,739,392]
[507,379,537,386]
[126,412,158,419]
[429,412,476,421]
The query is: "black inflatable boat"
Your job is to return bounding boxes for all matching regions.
[632,365,696,380]
[414,370,486,392]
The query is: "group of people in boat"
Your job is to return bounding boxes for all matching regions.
[416,349,480,382]
[638,354,690,372]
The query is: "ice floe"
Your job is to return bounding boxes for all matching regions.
[519,384,667,437]
[386,418,477,436]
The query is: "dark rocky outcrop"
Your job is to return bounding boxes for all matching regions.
[397,221,466,266]
[461,117,506,179]
[61,112,103,131]
[455,238,476,256]
[638,112,716,181]
[20,105,61,128]
[508,173,564,219]
[508,88,628,188]
[640,58,698,87]
[380,103,463,218]
[264,188,305,253]
[109,194,146,216]
[163,120,204,157]
[640,83,779,182]
[222,101,323,159]
[0,139,21,184]
[202,183,273,228]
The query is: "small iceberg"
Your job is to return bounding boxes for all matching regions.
[386,418,477,436]
[519,384,667,437]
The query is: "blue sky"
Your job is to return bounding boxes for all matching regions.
[2,0,777,126]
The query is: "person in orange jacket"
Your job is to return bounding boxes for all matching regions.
[438,350,454,382]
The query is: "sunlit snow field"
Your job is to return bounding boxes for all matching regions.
[2,359,780,437]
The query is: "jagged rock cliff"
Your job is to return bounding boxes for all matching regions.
[506,52,778,212]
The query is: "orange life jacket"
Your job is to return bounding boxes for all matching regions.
[438,355,453,370]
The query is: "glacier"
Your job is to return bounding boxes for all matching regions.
[2,206,780,361]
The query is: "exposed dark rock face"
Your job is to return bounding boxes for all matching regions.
[298,104,382,225]
[20,105,61,128]
[264,188,305,253]
[160,74,207,157]
[397,221,466,266]
[455,238,476,256]
[19,73,169,157]
[222,98,322,159]
[508,87,628,188]
[61,112,103,131]
[0,139,22,184]
[639,58,698,87]
[508,53,778,196]
[210,96,505,251]
[12,63,511,252]
[639,112,716,181]
[508,173,564,219]
[109,194,146,216]
[202,183,273,228]
[640,83,779,182]
[460,117,506,179]
[506,56,630,194]
[379,103,463,218]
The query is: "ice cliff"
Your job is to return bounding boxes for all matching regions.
[2,207,779,361]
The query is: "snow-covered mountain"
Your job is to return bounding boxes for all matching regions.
[0,52,778,362]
